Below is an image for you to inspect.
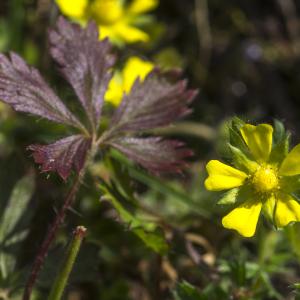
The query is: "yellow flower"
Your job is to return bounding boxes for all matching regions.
[55,0,88,20]
[105,56,154,106]
[55,0,158,45]
[205,121,300,237]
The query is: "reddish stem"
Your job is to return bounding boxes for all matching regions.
[22,172,83,300]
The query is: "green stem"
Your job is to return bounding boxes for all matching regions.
[47,226,87,300]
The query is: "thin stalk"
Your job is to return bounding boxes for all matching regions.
[47,226,87,300]
[22,138,98,300]
[22,171,83,300]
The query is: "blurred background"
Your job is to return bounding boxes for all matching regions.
[1,0,300,299]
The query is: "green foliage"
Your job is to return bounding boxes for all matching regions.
[173,281,203,300]
[2,1,300,299]
[100,180,169,255]
[173,281,229,300]
[0,173,35,293]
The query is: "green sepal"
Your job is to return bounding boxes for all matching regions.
[228,118,252,157]
[218,188,239,205]
[272,119,286,145]
[231,116,246,131]
[279,175,300,193]
[261,195,276,225]
[269,120,290,166]
[268,133,290,166]
[229,127,248,153]
[228,144,257,173]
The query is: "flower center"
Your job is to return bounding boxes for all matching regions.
[89,0,123,25]
[252,166,278,193]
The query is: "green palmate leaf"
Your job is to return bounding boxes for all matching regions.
[218,188,239,205]
[100,182,169,255]
[173,281,203,300]
[228,144,257,173]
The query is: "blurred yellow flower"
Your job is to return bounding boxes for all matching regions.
[105,56,154,106]
[55,0,158,45]
[205,122,300,237]
[56,0,88,19]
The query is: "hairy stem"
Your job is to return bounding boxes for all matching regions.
[22,137,98,300]
[47,226,87,300]
[23,182,81,298]
[22,171,84,300]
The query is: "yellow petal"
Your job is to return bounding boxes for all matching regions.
[114,22,149,43]
[204,160,248,191]
[55,0,88,19]
[279,144,300,176]
[122,57,154,94]
[222,201,262,237]
[98,25,125,46]
[128,0,158,14]
[105,57,153,106]
[275,194,300,227]
[240,124,273,162]
[89,0,123,25]
[105,72,124,106]
[98,25,112,40]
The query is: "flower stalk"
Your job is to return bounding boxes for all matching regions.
[47,226,87,300]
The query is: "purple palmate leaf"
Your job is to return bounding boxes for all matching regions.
[0,53,84,129]
[49,17,115,129]
[108,71,198,138]
[28,135,91,180]
[108,137,193,173]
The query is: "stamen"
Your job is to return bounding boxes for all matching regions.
[252,166,278,193]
